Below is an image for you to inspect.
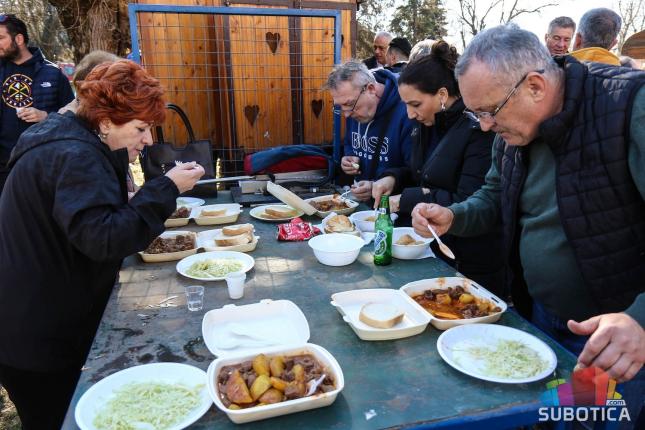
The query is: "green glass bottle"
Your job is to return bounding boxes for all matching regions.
[373,195,393,266]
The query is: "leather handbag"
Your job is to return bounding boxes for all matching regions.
[140,103,217,197]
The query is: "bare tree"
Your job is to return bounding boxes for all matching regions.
[617,0,645,51]
[0,0,73,61]
[47,0,130,62]
[454,0,557,50]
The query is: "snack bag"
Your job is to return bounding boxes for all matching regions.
[277,217,321,241]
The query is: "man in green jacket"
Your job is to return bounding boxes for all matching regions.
[412,23,644,420]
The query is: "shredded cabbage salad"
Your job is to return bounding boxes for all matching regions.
[455,339,549,379]
[93,381,203,430]
[186,258,243,278]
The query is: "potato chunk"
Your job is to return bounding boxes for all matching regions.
[269,355,285,378]
[250,374,272,401]
[225,370,253,404]
[252,354,270,376]
[258,388,284,404]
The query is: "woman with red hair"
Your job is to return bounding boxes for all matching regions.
[0,60,204,429]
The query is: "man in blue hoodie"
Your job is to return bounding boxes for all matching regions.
[0,14,74,192]
[325,60,414,201]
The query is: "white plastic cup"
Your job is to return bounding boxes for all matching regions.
[185,285,204,311]
[225,271,246,299]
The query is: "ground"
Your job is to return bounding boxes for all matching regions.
[0,386,20,430]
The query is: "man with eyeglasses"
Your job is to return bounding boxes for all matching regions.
[363,31,393,70]
[411,24,645,420]
[0,14,74,192]
[544,16,576,56]
[325,60,414,201]
[571,8,622,66]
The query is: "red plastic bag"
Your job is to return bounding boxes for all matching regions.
[277,218,321,241]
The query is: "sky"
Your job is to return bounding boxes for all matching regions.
[389,0,628,50]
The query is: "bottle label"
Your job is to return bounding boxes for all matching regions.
[374,230,387,256]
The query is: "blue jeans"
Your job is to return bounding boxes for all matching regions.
[532,301,644,429]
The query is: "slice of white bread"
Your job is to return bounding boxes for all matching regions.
[214,231,253,247]
[264,206,297,218]
[201,208,227,217]
[325,214,355,233]
[222,223,254,236]
[359,302,405,329]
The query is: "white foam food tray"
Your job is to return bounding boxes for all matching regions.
[197,228,259,253]
[206,343,344,424]
[304,195,359,218]
[138,230,198,262]
[330,289,431,340]
[400,277,507,330]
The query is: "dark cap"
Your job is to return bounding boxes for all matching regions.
[389,37,412,57]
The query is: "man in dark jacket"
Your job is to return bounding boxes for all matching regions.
[412,24,644,421]
[0,14,74,192]
[363,31,392,70]
[325,60,414,201]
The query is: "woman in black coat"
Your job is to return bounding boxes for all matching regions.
[0,60,205,429]
[372,41,504,294]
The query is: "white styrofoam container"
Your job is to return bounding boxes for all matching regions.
[400,277,507,330]
[192,203,242,226]
[206,343,344,424]
[330,288,431,341]
[201,300,344,424]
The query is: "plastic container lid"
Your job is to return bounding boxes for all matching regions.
[201,299,311,357]
[266,182,317,216]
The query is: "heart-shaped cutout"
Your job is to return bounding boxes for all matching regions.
[244,105,260,126]
[311,99,323,118]
[265,32,281,54]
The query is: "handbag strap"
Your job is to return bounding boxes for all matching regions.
[154,103,197,146]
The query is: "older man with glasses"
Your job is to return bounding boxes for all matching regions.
[0,14,74,192]
[412,23,645,422]
[325,60,414,201]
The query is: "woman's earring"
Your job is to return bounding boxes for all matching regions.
[98,132,108,141]
[441,101,446,112]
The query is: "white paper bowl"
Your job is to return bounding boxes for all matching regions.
[392,227,433,260]
[308,233,364,266]
[206,343,344,424]
[349,210,378,232]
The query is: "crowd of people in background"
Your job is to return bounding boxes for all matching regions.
[0,5,643,430]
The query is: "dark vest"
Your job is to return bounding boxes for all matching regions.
[496,57,645,314]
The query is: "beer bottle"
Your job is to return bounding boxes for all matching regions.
[373,195,393,266]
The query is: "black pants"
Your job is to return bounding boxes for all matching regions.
[0,363,80,430]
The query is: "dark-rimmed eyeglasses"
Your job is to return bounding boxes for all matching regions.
[463,69,544,123]
[332,85,367,115]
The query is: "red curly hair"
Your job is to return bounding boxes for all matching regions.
[76,60,166,129]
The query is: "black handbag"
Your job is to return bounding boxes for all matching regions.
[140,103,217,197]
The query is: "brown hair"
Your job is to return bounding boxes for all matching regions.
[73,50,119,87]
[76,60,166,129]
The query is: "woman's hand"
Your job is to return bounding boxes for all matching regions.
[389,194,401,213]
[411,203,454,238]
[165,162,205,193]
[371,176,396,208]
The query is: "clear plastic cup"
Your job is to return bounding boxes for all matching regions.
[185,285,204,311]
[225,271,246,299]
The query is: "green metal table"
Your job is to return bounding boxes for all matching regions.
[61,192,576,429]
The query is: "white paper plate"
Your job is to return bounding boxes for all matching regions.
[437,324,557,384]
[249,204,304,222]
[176,251,255,281]
[75,363,211,430]
[176,197,205,208]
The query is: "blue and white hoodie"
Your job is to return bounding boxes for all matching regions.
[343,68,414,180]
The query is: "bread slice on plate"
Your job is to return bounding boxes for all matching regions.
[265,206,297,218]
[222,223,254,236]
[201,208,227,217]
[214,232,253,247]
[359,302,405,329]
